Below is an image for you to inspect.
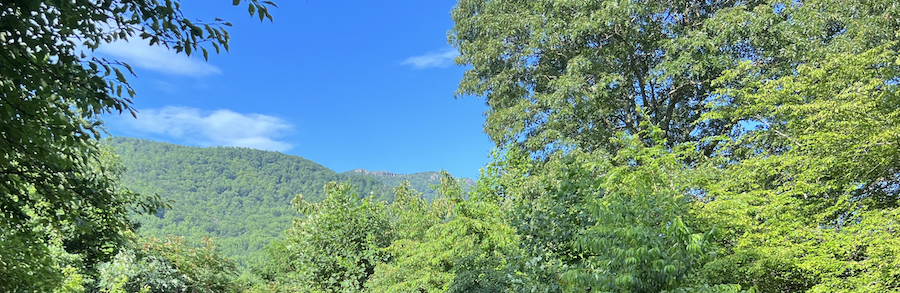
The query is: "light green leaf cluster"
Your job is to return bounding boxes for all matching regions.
[695,34,900,293]
[561,134,714,292]
[264,174,519,293]
[285,182,393,293]
[97,236,242,293]
[449,0,900,292]
[365,173,519,293]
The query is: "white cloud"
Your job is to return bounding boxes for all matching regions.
[126,106,294,152]
[97,40,221,77]
[152,80,178,93]
[401,48,459,69]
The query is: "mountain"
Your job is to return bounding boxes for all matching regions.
[106,137,474,267]
[106,137,391,266]
[344,169,476,201]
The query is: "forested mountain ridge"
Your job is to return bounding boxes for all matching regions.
[105,137,473,266]
[344,168,476,201]
[106,137,395,265]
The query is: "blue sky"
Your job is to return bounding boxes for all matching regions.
[100,0,494,179]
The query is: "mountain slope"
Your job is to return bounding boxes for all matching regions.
[344,169,476,201]
[107,137,390,266]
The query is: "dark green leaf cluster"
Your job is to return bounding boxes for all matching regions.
[1,0,273,290]
[450,0,737,156]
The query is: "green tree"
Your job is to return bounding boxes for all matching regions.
[365,172,519,293]
[452,0,900,291]
[97,236,242,293]
[558,132,719,292]
[285,182,392,292]
[0,147,159,292]
[450,0,737,155]
[1,0,274,290]
[696,29,900,293]
[486,130,733,292]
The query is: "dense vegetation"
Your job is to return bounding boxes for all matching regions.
[342,169,475,202]
[106,137,390,266]
[105,137,473,267]
[3,0,900,292]
[1,0,273,291]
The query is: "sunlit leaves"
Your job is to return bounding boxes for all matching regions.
[564,136,713,292]
[450,0,738,156]
[97,236,242,293]
[286,182,392,292]
[365,172,519,293]
[451,0,900,291]
[693,1,900,290]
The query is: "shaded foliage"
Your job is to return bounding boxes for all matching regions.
[0,0,273,290]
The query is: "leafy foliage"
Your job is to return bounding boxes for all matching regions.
[450,0,737,155]
[1,0,273,290]
[696,26,900,293]
[450,0,900,292]
[0,147,161,292]
[560,134,714,292]
[97,236,242,293]
[365,173,519,293]
[6,0,900,291]
[285,182,393,292]
[482,130,726,292]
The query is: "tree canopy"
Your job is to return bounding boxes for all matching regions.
[1,0,274,290]
[446,0,900,291]
[5,0,900,292]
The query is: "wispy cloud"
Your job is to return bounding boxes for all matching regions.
[125,106,294,152]
[401,48,459,69]
[97,40,221,77]
[152,80,178,93]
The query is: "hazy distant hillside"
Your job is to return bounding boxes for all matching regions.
[344,169,476,201]
[106,137,391,266]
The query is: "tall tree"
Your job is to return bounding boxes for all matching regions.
[0,0,274,290]
[449,0,897,156]
[695,3,900,289]
[452,0,900,291]
[450,0,740,155]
